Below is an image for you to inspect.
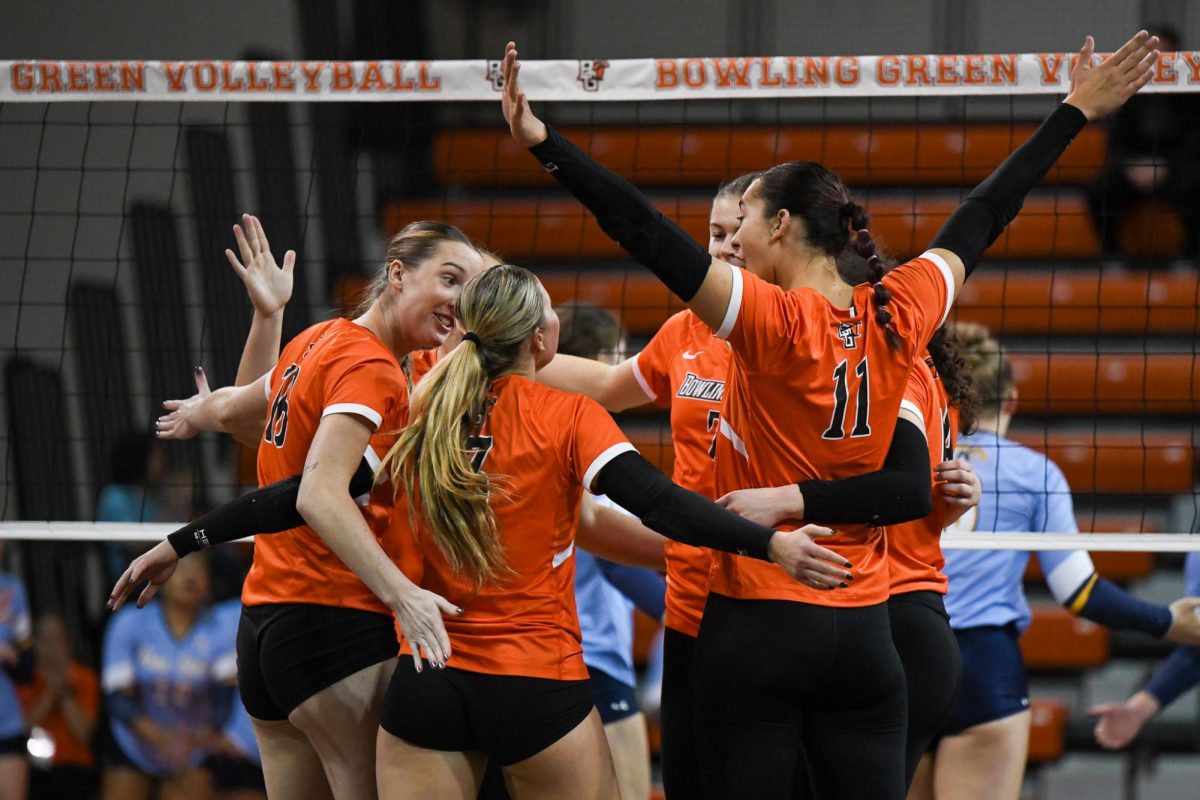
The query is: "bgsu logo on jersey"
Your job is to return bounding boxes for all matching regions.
[577,60,610,91]
[676,372,725,402]
[837,321,862,350]
[485,60,504,91]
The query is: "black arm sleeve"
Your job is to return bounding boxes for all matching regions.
[167,456,376,557]
[797,419,932,527]
[529,126,713,301]
[929,103,1087,276]
[593,451,775,561]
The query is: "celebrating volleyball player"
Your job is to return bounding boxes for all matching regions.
[121,221,486,800]
[372,264,836,800]
[923,323,1200,800]
[502,31,1160,798]
[718,324,984,790]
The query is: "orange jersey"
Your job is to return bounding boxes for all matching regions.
[710,252,955,607]
[410,347,439,385]
[632,310,729,636]
[400,375,635,680]
[887,352,950,595]
[243,318,411,613]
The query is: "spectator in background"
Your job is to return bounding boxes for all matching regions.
[203,599,266,800]
[1086,26,1200,261]
[101,554,226,800]
[1090,552,1200,750]
[0,540,34,800]
[19,613,100,799]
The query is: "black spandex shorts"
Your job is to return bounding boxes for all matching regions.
[694,593,908,800]
[379,658,594,766]
[237,602,399,721]
[888,591,961,782]
[660,626,701,800]
[587,666,640,724]
[0,733,26,757]
[941,623,1028,736]
[204,753,267,792]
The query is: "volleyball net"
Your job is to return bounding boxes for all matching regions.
[2,52,1200,560]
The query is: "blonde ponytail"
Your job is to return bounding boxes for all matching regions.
[381,265,548,589]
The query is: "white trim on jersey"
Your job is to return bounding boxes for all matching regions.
[1044,550,1096,606]
[552,541,575,568]
[356,444,383,505]
[582,442,639,492]
[715,262,744,340]
[629,353,658,402]
[262,371,274,399]
[899,399,927,437]
[917,250,956,326]
[719,418,749,460]
[322,403,383,429]
[101,662,135,694]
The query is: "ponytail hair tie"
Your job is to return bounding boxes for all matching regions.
[462,332,482,346]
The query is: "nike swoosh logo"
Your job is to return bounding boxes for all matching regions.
[682,351,703,360]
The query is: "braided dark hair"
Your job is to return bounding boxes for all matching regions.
[754,161,901,350]
[926,325,982,435]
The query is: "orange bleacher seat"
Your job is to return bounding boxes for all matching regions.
[954,271,1200,338]
[384,194,1098,263]
[1005,430,1193,495]
[1020,604,1109,669]
[1009,352,1200,415]
[433,124,1106,188]
[630,426,1194,496]
[1027,699,1070,763]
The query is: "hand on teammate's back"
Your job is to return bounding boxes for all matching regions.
[501,41,548,148]
[1063,31,1159,122]
[1164,596,1200,645]
[766,525,854,591]
[390,581,462,672]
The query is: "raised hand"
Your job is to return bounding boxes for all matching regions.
[501,41,549,148]
[226,213,295,317]
[766,525,854,590]
[108,540,180,611]
[1064,30,1159,122]
[156,367,212,440]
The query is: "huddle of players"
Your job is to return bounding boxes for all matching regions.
[107,30,1175,800]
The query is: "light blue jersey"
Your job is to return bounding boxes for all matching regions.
[102,603,224,776]
[943,430,1087,632]
[0,574,32,739]
[210,600,259,765]
[575,548,637,688]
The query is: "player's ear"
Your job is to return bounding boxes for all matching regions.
[387,259,405,291]
[770,209,791,244]
[530,326,546,355]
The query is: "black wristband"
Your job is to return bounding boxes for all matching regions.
[529,126,713,301]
